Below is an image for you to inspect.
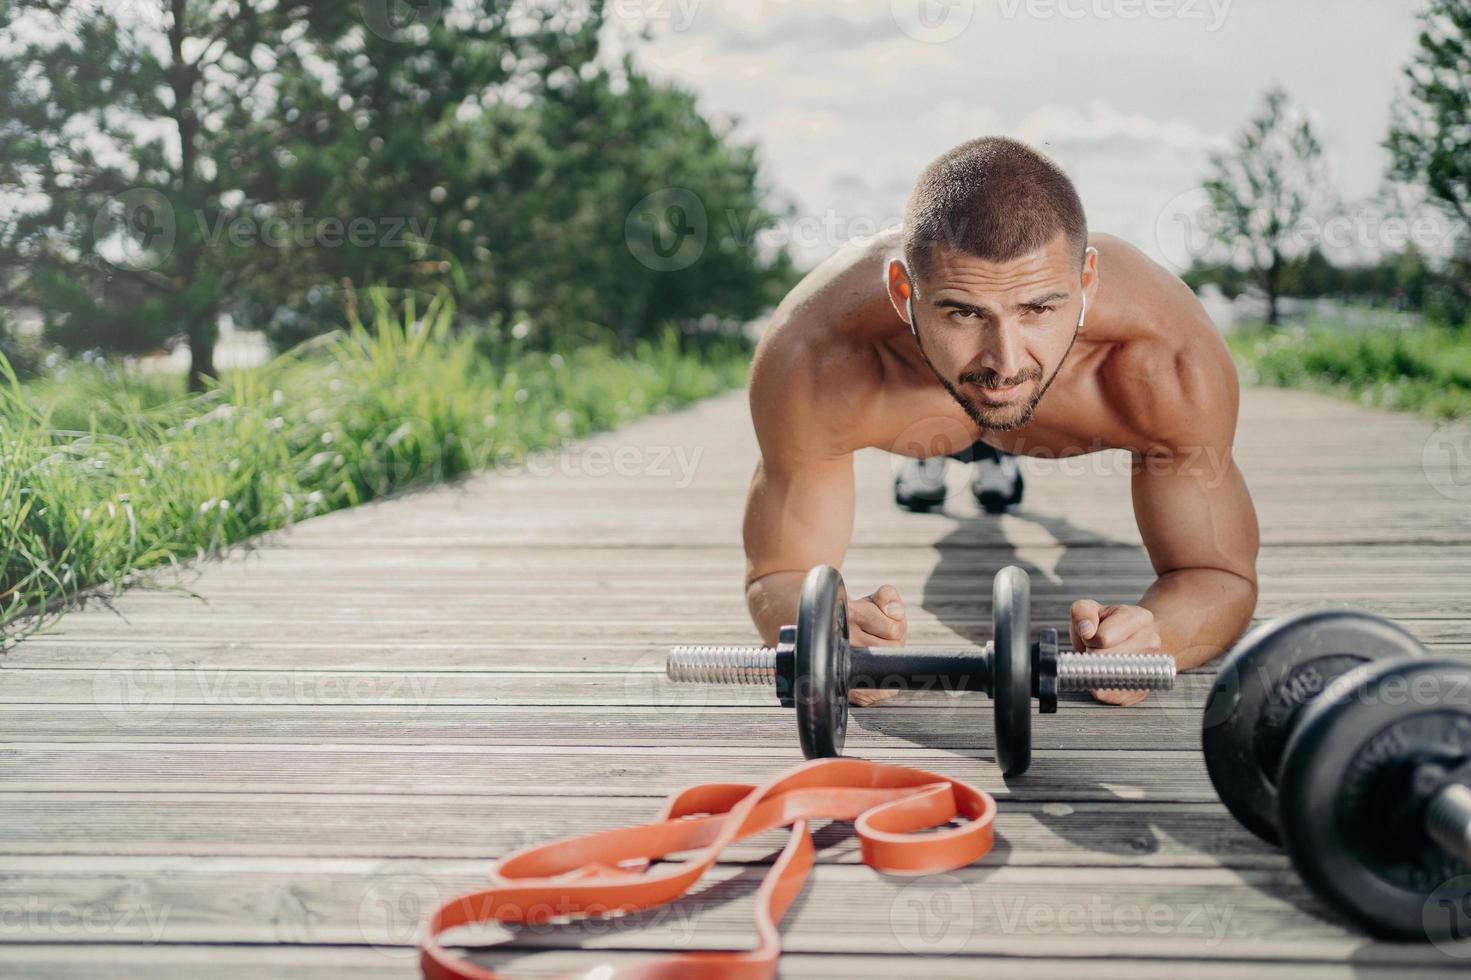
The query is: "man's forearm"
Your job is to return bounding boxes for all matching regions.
[1138,567,1258,670]
[746,570,809,646]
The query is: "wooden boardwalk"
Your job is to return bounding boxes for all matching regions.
[4,384,1471,977]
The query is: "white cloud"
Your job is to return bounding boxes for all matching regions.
[616,1,1422,268]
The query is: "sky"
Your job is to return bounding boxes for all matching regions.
[604,0,1427,272]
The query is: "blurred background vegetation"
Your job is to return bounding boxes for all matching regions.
[0,0,797,384]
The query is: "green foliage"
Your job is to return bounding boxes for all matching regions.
[0,291,751,637]
[1228,318,1471,419]
[1386,0,1471,323]
[2,1,794,380]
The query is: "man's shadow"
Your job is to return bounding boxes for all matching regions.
[851,503,1346,923]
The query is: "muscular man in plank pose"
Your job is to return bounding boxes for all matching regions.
[743,137,1259,706]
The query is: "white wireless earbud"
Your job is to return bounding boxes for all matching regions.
[906,293,918,339]
[1077,288,1088,329]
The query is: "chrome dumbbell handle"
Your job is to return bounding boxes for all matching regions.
[668,641,1176,693]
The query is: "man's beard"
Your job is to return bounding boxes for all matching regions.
[916,327,1076,432]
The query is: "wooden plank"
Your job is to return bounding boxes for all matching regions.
[5,945,1463,979]
[0,667,1238,709]
[0,856,1453,964]
[0,793,1279,868]
[0,702,1220,749]
[0,744,1218,800]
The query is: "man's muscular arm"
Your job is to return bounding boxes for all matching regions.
[1076,335,1260,698]
[743,325,908,655]
[744,336,856,645]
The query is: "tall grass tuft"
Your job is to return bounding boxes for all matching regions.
[1228,319,1471,420]
[0,292,750,637]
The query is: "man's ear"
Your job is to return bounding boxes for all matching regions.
[886,258,915,330]
[1078,245,1099,329]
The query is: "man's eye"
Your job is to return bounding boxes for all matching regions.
[1026,305,1054,316]
[949,309,978,320]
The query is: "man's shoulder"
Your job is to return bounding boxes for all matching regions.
[750,313,885,458]
[1099,332,1238,452]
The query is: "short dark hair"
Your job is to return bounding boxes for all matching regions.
[902,136,1088,285]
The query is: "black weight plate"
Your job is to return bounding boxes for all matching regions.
[1278,658,1471,939]
[1201,610,1425,844]
[795,565,850,759]
[993,565,1032,777]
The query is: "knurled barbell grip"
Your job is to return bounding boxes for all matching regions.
[667,642,1177,693]
[1424,782,1471,867]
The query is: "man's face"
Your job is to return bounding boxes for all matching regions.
[896,233,1094,432]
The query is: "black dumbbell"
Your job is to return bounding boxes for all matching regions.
[1203,611,1471,939]
[668,564,1176,776]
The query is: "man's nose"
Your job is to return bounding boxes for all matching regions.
[978,323,1024,380]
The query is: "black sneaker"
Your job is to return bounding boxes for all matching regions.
[894,456,948,512]
[972,455,1023,514]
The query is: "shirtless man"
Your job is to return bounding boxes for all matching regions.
[743,136,1260,706]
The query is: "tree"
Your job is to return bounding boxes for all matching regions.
[443,57,796,349]
[1203,85,1332,325]
[0,1,594,387]
[1386,0,1471,323]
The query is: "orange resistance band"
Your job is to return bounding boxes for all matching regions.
[420,757,997,979]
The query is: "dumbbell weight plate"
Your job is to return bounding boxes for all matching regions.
[1277,658,1471,939]
[1202,610,1425,844]
[795,565,850,759]
[993,566,1032,777]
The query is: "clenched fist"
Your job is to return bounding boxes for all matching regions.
[846,584,906,706]
[1069,598,1166,706]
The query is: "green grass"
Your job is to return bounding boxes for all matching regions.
[1228,318,1471,420]
[0,292,751,637]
